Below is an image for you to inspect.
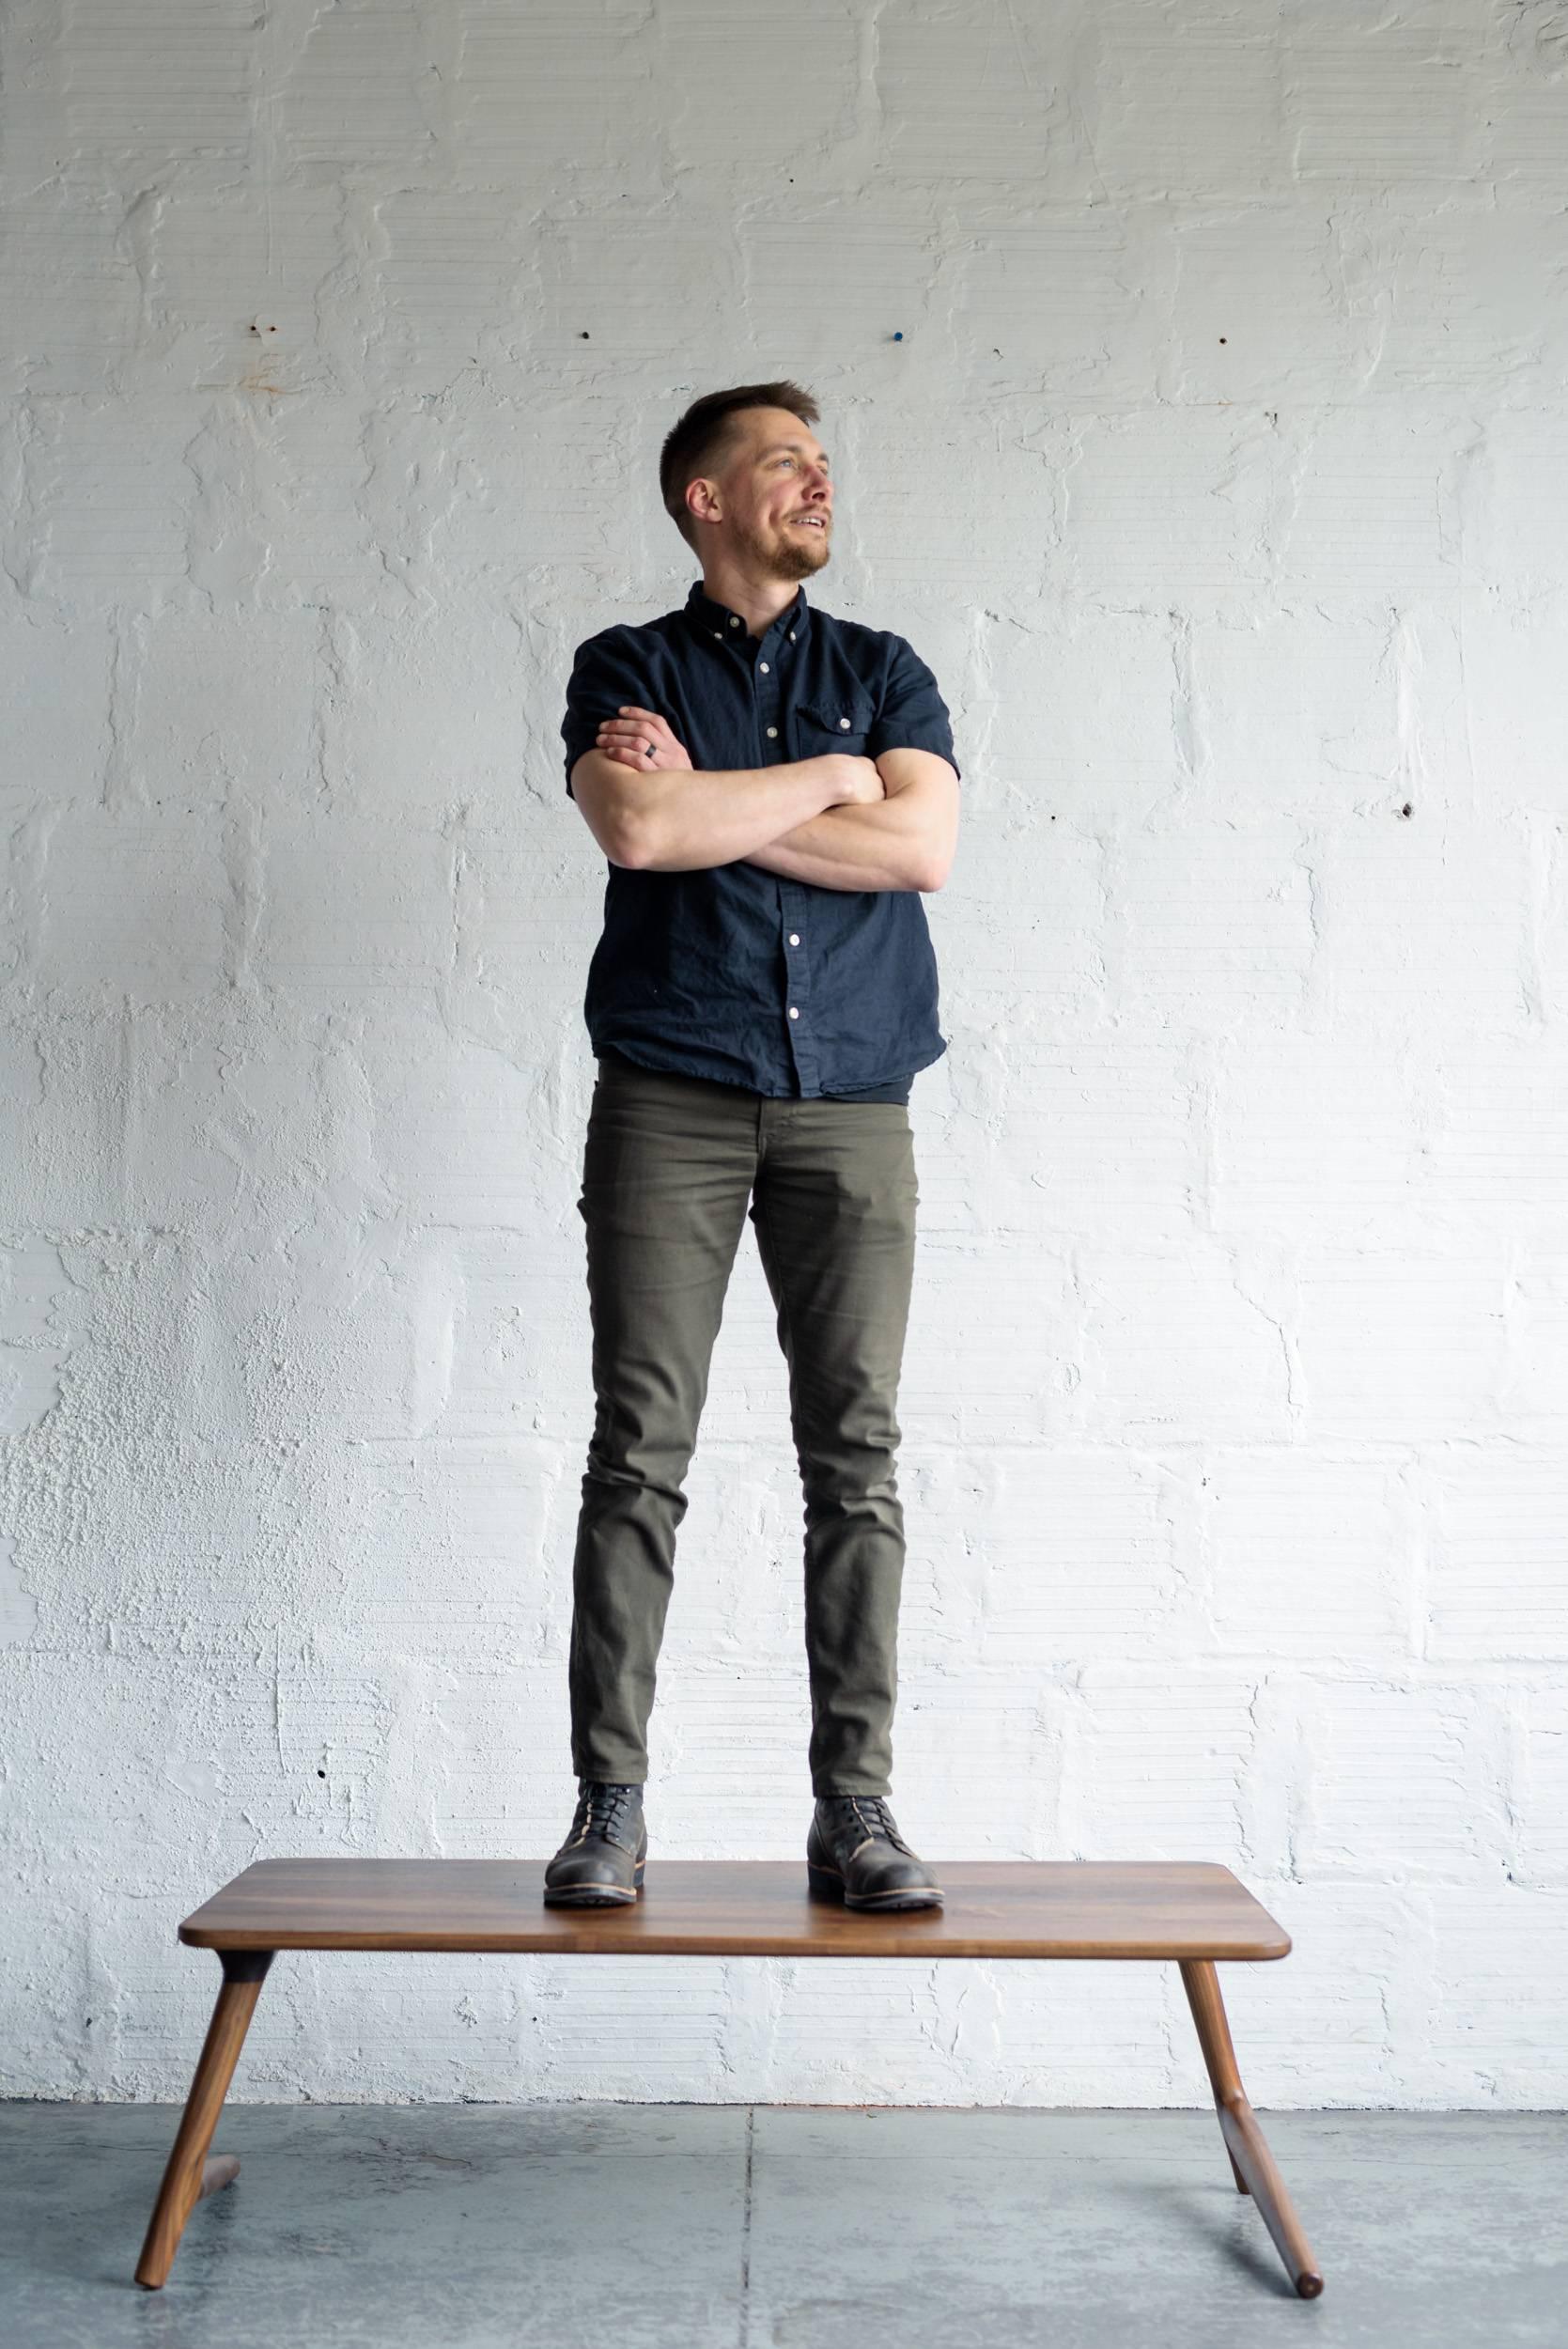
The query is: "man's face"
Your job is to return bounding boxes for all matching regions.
[704,408,834,581]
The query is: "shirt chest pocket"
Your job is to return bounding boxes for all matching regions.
[794,694,875,760]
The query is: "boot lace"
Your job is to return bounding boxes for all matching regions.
[822,1794,913,1857]
[571,1780,640,1852]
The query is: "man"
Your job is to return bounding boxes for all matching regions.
[546,381,961,1914]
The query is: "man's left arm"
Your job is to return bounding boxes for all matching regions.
[742,635,963,893]
[740,748,959,892]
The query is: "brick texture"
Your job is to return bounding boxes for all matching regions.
[3,0,1566,2108]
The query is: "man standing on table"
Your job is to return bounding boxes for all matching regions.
[546,381,962,1912]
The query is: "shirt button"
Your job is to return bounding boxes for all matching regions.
[729,615,740,628]
[839,716,851,730]
[788,1006,800,1019]
[788,932,800,945]
[788,630,795,640]
[766,724,777,738]
[759,661,769,673]
[712,630,722,639]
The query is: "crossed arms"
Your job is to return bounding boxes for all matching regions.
[569,719,959,894]
[734,745,958,893]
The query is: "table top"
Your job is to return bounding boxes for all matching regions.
[177,1859,1291,1960]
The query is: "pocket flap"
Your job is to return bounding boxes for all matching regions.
[799,695,874,738]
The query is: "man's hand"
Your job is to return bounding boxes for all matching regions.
[596,707,693,772]
[832,754,888,808]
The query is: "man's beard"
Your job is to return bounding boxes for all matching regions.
[734,512,830,583]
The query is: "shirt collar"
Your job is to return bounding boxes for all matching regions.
[684,578,810,648]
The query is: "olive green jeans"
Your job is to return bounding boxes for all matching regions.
[568,1050,920,1797]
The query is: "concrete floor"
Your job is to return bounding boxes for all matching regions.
[0,2101,1562,2346]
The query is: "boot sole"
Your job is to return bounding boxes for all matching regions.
[543,1859,646,1906]
[806,1858,944,1910]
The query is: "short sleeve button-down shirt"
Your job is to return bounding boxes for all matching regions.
[560,580,961,1103]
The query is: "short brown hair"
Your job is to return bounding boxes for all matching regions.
[659,380,820,552]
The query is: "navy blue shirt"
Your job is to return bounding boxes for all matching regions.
[561,579,961,1104]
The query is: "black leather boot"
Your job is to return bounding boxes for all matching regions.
[806,1794,943,1910]
[543,1780,647,1906]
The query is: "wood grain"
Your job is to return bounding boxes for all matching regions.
[176,1857,1292,1961]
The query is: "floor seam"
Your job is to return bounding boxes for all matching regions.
[737,2105,755,2349]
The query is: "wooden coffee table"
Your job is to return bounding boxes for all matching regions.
[135,1857,1323,2298]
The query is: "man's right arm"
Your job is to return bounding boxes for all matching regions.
[569,750,859,872]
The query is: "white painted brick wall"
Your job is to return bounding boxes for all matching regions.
[3,1,1566,2111]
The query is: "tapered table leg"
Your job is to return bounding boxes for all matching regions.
[134,1950,274,2290]
[1179,1957,1325,2299]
